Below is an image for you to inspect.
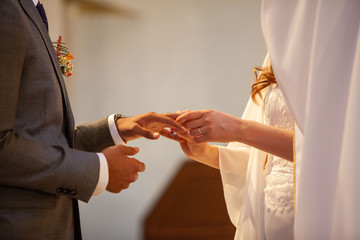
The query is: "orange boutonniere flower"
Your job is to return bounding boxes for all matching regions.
[53,36,73,77]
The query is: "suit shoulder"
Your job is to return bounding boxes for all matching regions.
[0,0,27,30]
[0,0,27,47]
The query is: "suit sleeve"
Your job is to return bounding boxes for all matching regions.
[74,117,115,152]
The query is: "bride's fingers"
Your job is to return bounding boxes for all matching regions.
[183,117,204,129]
[174,110,190,121]
[189,126,207,137]
[176,109,190,114]
[194,135,209,144]
[176,110,203,123]
[173,130,189,138]
[173,130,196,142]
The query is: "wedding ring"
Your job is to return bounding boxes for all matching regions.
[198,127,202,135]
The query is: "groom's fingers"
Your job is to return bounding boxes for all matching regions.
[115,145,140,155]
[133,124,185,142]
[149,114,186,132]
[159,129,185,142]
[133,124,160,140]
[162,112,181,120]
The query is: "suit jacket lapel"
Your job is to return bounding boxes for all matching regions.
[19,0,75,143]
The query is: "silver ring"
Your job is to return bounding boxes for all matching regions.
[198,127,202,135]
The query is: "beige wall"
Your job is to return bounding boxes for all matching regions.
[43,0,266,239]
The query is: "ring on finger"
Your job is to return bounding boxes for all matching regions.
[198,127,202,135]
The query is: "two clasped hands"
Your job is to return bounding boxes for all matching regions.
[103,109,234,193]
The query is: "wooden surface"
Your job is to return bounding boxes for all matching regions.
[144,161,236,240]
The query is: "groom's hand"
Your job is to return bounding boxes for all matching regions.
[102,145,145,193]
[115,112,186,142]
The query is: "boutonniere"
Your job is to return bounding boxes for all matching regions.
[53,36,73,77]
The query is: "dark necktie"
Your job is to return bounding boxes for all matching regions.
[36,2,48,31]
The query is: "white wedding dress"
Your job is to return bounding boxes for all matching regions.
[218,83,294,240]
[262,2,360,239]
[263,84,294,240]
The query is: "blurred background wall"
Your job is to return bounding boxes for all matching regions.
[42,0,266,239]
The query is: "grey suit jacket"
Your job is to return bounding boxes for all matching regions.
[0,0,115,239]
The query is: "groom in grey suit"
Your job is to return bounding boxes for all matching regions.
[0,0,184,239]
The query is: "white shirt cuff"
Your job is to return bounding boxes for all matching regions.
[93,153,109,196]
[108,114,126,145]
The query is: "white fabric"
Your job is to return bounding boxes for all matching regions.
[93,153,109,196]
[108,113,127,145]
[218,57,269,240]
[262,1,360,239]
[218,54,295,240]
[218,85,295,240]
[218,96,266,240]
[263,85,294,240]
[32,0,39,5]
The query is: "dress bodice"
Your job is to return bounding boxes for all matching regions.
[263,84,294,215]
[263,84,294,131]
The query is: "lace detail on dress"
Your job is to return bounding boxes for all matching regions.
[263,84,295,215]
[264,155,294,214]
[263,84,294,130]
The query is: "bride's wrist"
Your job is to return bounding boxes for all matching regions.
[234,118,247,143]
[197,144,219,169]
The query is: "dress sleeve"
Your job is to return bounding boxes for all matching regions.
[218,143,250,226]
[217,94,267,239]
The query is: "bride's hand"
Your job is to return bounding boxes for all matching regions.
[156,112,189,142]
[169,112,219,168]
[173,129,214,164]
[176,109,242,143]
[179,140,210,161]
